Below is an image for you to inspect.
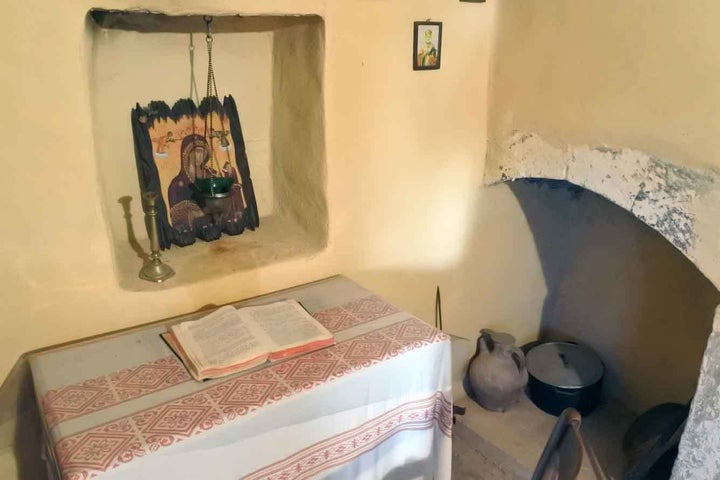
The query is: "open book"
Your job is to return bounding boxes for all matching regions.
[162,300,335,381]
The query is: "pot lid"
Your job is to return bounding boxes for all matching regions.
[526,342,604,389]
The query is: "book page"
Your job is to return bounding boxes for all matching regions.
[172,306,272,370]
[241,300,333,352]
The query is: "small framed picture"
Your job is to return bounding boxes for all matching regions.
[413,21,442,71]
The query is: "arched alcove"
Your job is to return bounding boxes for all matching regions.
[509,179,719,413]
[481,130,720,478]
[457,178,719,478]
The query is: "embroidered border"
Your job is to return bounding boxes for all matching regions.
[40,356,191,429]
[313,295,400,333]
[39,295,398,430]
[54,318,447,480]
[243,392,452,480]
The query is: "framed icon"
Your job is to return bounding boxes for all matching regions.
[130,97,260,249]
[413,21,442,71]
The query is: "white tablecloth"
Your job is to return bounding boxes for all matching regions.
[30,276,452,480]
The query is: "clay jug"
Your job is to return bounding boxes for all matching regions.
[468,329,528,412]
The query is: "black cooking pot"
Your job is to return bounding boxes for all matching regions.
[526,342,604,417]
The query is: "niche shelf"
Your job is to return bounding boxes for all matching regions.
[87,10,327,290]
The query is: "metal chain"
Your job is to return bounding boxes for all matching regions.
[205,22,218,100]
[203,16,219,175]
[188,33,200,104]
[202,16,231,177]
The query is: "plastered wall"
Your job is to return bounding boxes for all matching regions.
[484,1,720,290]
[488,0,720,172]
[485,1,720,284]
[0,0,552,404]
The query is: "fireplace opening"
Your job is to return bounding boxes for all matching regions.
[455,179,719,478]
[86,10,327,290]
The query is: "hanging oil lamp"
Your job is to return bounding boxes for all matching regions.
[195,17,234,202]
[193,16,235,223]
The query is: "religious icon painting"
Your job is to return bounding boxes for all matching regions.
[130,96,260,250]
[413,21,442,71]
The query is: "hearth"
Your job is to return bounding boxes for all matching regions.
[455,173,719,478]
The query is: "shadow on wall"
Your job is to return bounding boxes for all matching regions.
[352,183,552,349]
[508,179,720,414]
[118,195,148,262]
[0,359,47,480]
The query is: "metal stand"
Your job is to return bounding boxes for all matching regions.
[139,192,175,283]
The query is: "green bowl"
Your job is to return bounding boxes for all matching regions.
[195,177,233,196]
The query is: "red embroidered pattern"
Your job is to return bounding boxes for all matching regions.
[41,356,191,429]
[54,318,447,480]
[40,296,396,430]
[312,295,400,333]
[244,392,453,480]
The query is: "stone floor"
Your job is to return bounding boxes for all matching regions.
[452,421,527,479]
[451,395,636,480]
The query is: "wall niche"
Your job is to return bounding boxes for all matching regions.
[87,10,327,290]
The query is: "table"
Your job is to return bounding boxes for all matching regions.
[29,276,452,480]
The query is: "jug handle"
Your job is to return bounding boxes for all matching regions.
[478,330,493,353]
[511,347,525,374]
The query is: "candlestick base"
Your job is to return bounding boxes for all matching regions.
[139,257,175,283]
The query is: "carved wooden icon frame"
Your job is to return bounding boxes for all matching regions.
[130,96,260,250]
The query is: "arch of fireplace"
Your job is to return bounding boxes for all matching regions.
[485,130,720,479]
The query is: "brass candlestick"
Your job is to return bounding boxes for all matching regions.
[139,192,175,283]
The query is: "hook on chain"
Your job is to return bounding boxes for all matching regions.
[204,16,213,43]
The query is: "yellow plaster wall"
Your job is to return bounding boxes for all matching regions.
[488,0,720,171]
[0,0,550,393]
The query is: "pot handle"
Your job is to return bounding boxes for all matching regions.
[511,347,526,374]
[554,388,580,397]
